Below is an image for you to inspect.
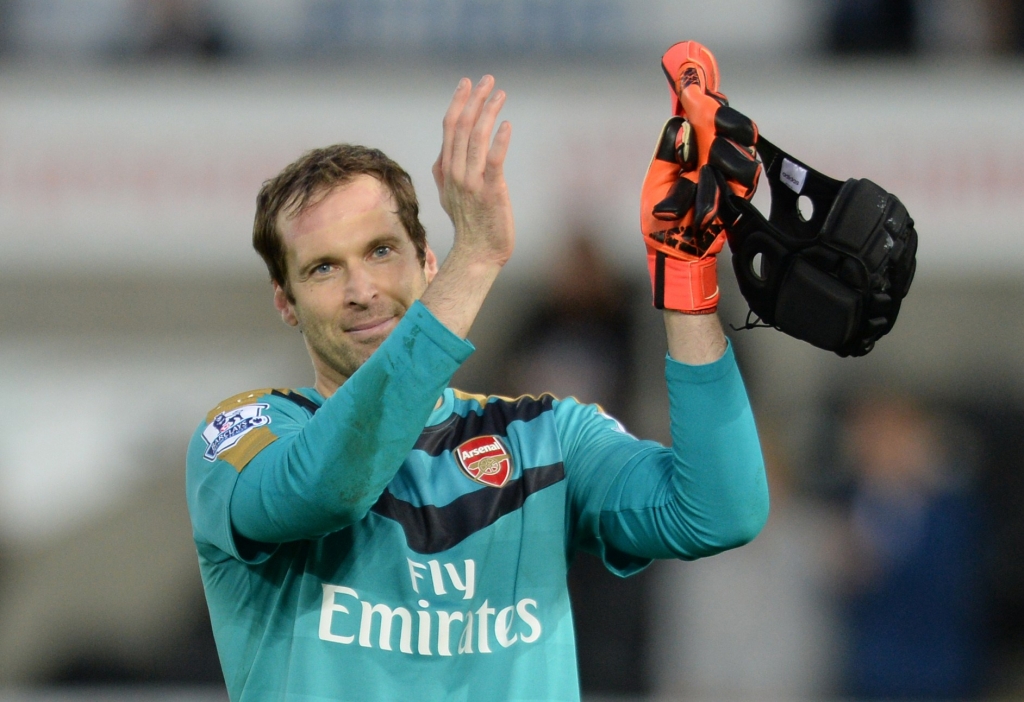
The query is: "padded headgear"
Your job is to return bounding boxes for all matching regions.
[721,138,918,357]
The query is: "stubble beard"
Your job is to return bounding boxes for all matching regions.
[298,302,405,384]
[300,320,373,383]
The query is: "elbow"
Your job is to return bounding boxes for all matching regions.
[714,481,771,552]
[322,495,374,532]
[681,483,770,559]
[713,448,771,552]
[720,499,769,550]
[278,481,382,538]
[327,482,389,529]
[338,501,377,528]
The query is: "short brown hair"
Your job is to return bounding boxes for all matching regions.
[253,144,428,296]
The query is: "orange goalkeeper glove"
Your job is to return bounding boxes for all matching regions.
[641,40,762,313]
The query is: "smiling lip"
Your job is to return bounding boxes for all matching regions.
[345,317,394,334]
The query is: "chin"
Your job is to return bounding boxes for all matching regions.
[339,341,383,375]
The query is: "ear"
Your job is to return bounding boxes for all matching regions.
[423,245,439,284]
[273,281,299,327]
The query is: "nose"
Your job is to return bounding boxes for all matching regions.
[343,262,379,308]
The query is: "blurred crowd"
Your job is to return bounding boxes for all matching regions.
[3,0,1024,61]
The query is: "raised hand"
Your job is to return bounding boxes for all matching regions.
[420,76,514,339]
[640,41,761,314]
[663,41,760,233]
[432,75,514,268]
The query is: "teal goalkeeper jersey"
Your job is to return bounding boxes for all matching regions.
[186,302,768,702]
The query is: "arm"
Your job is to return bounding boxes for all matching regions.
[565,40,766,569]
[226,305,472,546]
[215,78,515,549]
[420,75,514,338]
[664,309,727,365]
[564,340,768,573]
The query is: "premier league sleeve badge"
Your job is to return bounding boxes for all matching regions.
[202,404,272,462]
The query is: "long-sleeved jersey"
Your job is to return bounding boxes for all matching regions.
[186,301,768,702]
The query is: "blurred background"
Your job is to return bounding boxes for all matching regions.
[1,0,1024,700]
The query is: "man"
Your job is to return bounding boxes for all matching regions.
[187,69,768,702]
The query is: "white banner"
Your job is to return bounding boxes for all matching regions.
[1,62,1022,276]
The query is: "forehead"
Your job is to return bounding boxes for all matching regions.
[279,174,401,245]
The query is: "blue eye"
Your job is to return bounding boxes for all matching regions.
[313,263,332,275]
[373,246,392,258]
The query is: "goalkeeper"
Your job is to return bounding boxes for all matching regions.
[186,47,768,702]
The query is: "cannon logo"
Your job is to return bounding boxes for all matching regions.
[455,436,512,488]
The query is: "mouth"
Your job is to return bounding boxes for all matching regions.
[344,316,396,338]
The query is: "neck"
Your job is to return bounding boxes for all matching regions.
[314,377,341,399]
[309,355,348,399]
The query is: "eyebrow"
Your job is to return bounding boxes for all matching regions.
[365,233,405,252]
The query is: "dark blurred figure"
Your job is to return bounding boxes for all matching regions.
[502,232,633,417]
[500,232,645,695]
[986,0,1024,52]
[838,392,983,700]
[0,0,13,55]
[828,0,918,54]
[132,0,227,59]
[50,595,223,686]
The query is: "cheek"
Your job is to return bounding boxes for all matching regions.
[387,263,428,301]
[292,286,345,325]
[374,268,421,306]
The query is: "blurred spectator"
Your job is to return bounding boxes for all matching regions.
[968,400,1024,695]
[985,0,1024,52]
[825,0,1024,56]
[501,231,634,418]
[132,0,227,59]
[498,232,645,695]
[648,424,844,700]
[827,0,917,54]
[917,0,992,53]
[837,392,983,700]
[0,0,12,54]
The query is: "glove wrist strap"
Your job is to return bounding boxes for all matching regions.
[647,250,719,313]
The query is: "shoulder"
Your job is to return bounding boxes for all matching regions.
[189,387,321,472]
[202,387,320,423]
[550,396,632,440]
[452,389,557,421]
[450,390,628,440]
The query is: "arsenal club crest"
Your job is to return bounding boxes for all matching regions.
[455,435,513,488]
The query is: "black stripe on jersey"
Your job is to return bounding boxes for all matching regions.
[272,389,322,416]
[414,394,555,457]
[370,462,565,554]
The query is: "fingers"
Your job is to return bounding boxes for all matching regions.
[431,152,446,209]
[675,120,697,170]
[709,138,761,192]
[661,41,720,96]
[469,88,506,177]
[484,121,511,186]
[714,106,757,147]
[653,118,681,162]
[653,175,697,221]
[450,75,496,182]
[438,75,510,192]
[693,166,721,231]
[440,78,471,180]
